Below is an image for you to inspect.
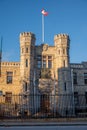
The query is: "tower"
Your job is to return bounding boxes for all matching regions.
[20,32,36,94]
[54,34,70,69]
[54,34,73,116]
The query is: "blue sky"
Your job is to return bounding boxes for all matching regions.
[0,0,87,63]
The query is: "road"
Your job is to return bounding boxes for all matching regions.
[0,126,87,130]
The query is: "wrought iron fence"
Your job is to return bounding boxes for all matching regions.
[0,94,87,119]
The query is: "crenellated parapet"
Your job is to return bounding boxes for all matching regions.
[20,32,35,38]
[54,34,69,40]
[54,33,70,48]
[1,62,20,67]
[20,32,36,47]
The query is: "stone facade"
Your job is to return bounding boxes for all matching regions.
[0,32,87,115]
[0,62,20,95]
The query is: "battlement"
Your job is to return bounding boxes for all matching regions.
[54,34,69,40]
[1,62,20,67]
[70,63,83,68]
[20,32,35,38]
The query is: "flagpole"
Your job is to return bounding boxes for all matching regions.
[42,14,44,43]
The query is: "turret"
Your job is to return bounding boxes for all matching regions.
[54,34,70,68]
[20,32,36,94]
[54,34,73,116]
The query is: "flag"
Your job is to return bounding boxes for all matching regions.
[41,9,48,16]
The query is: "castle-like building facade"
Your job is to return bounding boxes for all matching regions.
[0,32,87,116]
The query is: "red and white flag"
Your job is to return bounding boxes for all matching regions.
[41,9,48,16]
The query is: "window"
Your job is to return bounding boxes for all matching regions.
[43,56,46,60]
[26,47,28,53]
[48,61,52,68]
[39,71,41,78]
[30,46,34,55]
[73,72,77,85]
[58,50,60,55]
[84,73,87,84]
[64,82,66,91]
[5,92,12,103]
[37,55,41,60]
[43,60,46,68]
[21,48,24,53]
[74,92,79,106]
[48,56,52,60]
[63,60,65,67]
[42,56,46,68]
[25,59,28,67]
[37,55,53,69]
[0,91,3,95]
[7,72,13,84]
[48,56,52,68]
[37,61,42,68]
[85,92,87,104]
[63,49,65,54]
[37,55,42,68]
[24,82,28,91]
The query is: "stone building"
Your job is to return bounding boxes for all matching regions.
[0,32,87,116]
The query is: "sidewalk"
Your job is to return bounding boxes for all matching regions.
[0,118,87,126]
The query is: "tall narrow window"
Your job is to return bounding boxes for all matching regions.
[25,59,28,67]
[0,91,3,95]
[48,56,52,68]
[26,47,28,53]
[37,61,42,68]
[64,82,66,91]
[73,72,77,85]
[25,82,28,91]
[85,92,87,104]
[63,60,65,67]
[42,55,46,68]
[74,92,79,105]
[21,48,24,53]
[63,49,65,54]
[59,50,60,55]
[48,61,52,68]
[43,60,46,68]
[37,55,42,68]
[5,92,12,103]
[7,72,13,84]
[48,56,52,60]
[84,73,87,85]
